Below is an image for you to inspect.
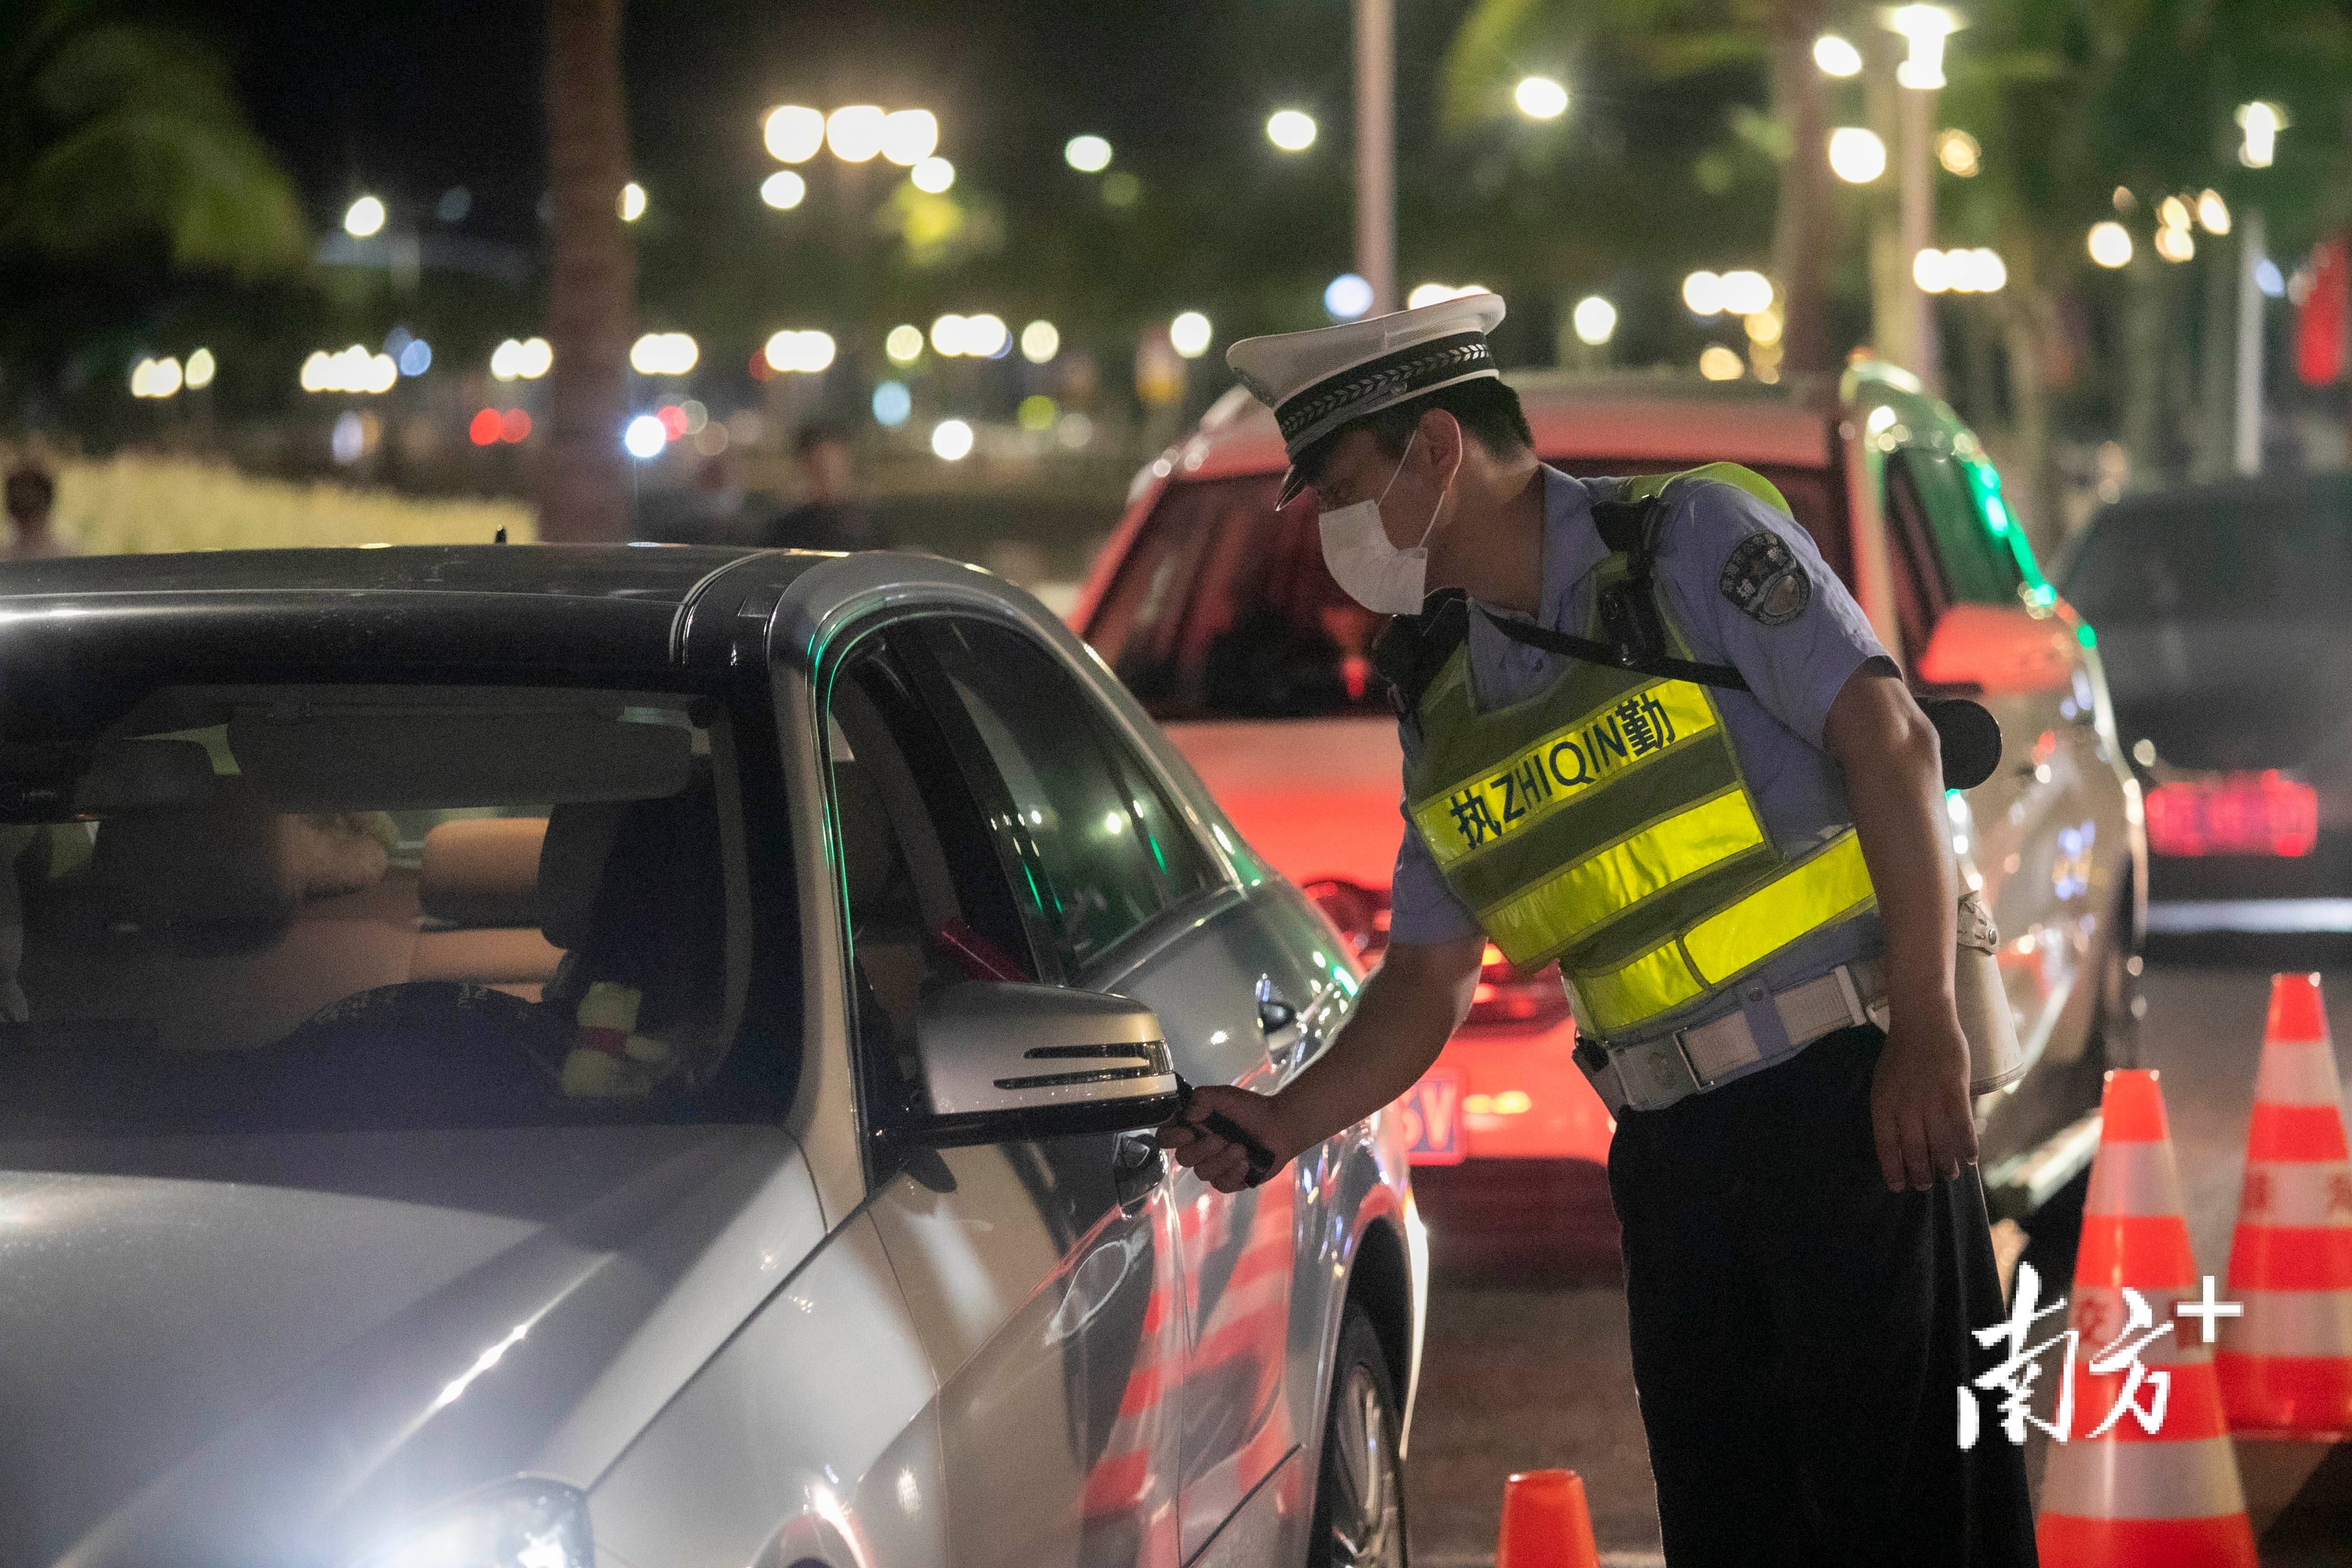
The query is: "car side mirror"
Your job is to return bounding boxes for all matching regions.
[894,981,1182,1148]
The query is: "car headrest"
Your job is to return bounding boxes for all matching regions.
[89,780,304,925]
[420,817,548,927]
[537,802,628,955]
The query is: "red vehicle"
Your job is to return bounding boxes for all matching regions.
[1075,364,2141,1219]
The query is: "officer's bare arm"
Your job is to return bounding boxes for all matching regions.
[1160,931,1486,1193]
[1821,667,1978,1192]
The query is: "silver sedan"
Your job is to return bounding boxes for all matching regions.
[0,545,1425,1568]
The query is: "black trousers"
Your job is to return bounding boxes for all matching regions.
[1608,1024,2038,1568]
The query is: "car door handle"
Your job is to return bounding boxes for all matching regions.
[1113,1132,1163,1215]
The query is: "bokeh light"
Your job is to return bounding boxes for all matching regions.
[886,324,925,364]
[2087,221,2133,268]
[1571,296,1617,346]
[183,347,216,389]
[1828,127,1886,184]
[1020,320,1060,363]
[824,105,886,162]
[761,171,806,209]
[931,418,974,461]
[469,408,502,447]
[1324,273,1374,320]
[1018,394,1058,431]
[630,332,699,376]
[1064,134,1112,173]
[872,380,912,427]
[397,339,431,376]
[1718,270,1773,315]
[1169,311,1212,358]
[1266,110,1317,152]
[1935,130,1981,178]
[763,329,837,373]
[1698,345,1744,381]
[910,157,954,194]
[618,182,645,222]
[623,415,669,459]
[764,105,825,163]
[500,408,532,443]
[343,195,385,238]
[881,109,940,166]
[1813,35,1863,76]
[1513,77,1569,119]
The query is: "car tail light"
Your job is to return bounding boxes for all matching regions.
[1469,942,1573,1028]
[2144,772,2318,858]
[1303,877,1572,1029]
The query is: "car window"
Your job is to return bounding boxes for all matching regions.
[1085,459,1848,723]
[1880,452,1952,663]
[912,618,1218,976]
[2063,479,2352,627]
[825,635,1045,1140]
[0,687,764,1137]
[1887,446,2023,605]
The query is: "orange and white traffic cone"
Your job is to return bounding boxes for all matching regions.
[1495,1468,1599,1568]
[2036,1070,2258,1568]
[2216,971,2352,1439]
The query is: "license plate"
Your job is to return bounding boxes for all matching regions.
[1399,1070,1467,1165]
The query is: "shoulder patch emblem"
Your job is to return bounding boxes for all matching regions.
[1718,531,1811,626]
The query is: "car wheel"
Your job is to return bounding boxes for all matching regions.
[1309,1302,1407,1568]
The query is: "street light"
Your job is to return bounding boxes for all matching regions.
[343,195,386,238]
[1169,312,1213,358]
[1813,35,1864,77]
[1888,5,1959,90]
[1267,110,1317,152]
[761,171,807,209]
[1513,77,1569,119]
[2235,101,2284,168]
[763,105,825,163]
[1571,296,1617,346]
[1064,134,1113,173]
[825,106,887,162]
[2087,221,2134,268]
[1828,127,1887,184]
[910,157,954,193]
[881,110,939,166]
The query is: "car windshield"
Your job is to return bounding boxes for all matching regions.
[2063,477,2352,626]
[1086,457,1846,722]
[0,685,762,1138]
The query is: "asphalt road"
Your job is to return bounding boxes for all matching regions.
[1401,952,2352,1567]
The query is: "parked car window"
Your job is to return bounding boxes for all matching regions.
[2063,478,2352,626]
[1087,459,1848,723]
[1887,446,2022,605]
[914,618,1217,976]
[0,688,761,1137]
[1879,454,1951,664]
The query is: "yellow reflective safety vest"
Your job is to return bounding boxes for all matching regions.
[1400,464,1877,1040]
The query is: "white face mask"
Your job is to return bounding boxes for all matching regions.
[1317,434,1449,616]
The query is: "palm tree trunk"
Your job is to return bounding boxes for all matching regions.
[542,0,635,542]
[1768,0,1834,401]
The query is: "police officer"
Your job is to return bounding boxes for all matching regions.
[1160,295,2036,1567]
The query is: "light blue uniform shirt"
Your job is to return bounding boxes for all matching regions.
[1389,465,1893,1046]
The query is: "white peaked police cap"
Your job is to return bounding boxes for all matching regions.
[1225,292,1507,505]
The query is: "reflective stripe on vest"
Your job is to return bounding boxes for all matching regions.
[1400,464,1877,1039]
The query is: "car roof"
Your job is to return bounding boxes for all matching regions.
[1176,368,1841,484]
[0,546,826,730]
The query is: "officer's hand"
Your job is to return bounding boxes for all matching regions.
[1869,1015,1977,1191]
[1158,1083,1294,1194]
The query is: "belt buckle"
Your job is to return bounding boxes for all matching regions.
[1613,1035,1701,1109]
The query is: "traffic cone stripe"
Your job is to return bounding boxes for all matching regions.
[2265,971,2329,1044]
[2066,1285,2213,1366]
[2035,1512,2259,1568]
[2219,973,2352,1440]
[2215,1351,2352,1435]
[2247,1102,2352,1162]
[2042,1430,2248,1517]
[2218,1287,2352,1351]
[2061,1363,2231,1442]
[2251,1036,2344,1105]
[2082,1141,2190,1218]
[2224,1225,2352,1290]
[2231,1159,2352,1226]
[2096,1071,2174,1143]
[2074,1212,2199,1290]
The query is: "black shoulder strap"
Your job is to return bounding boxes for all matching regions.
[1481,484,1752,691]
[1371,590,1470,716]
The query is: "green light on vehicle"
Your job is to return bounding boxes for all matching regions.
[1983,495,2011,534]
[2076,623,2098,649]
[1333,967,1359,997]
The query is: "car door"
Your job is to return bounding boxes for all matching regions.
[825,623,1187,1568]
[897,615,1310,1565]
[1883,436,2104,1058]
